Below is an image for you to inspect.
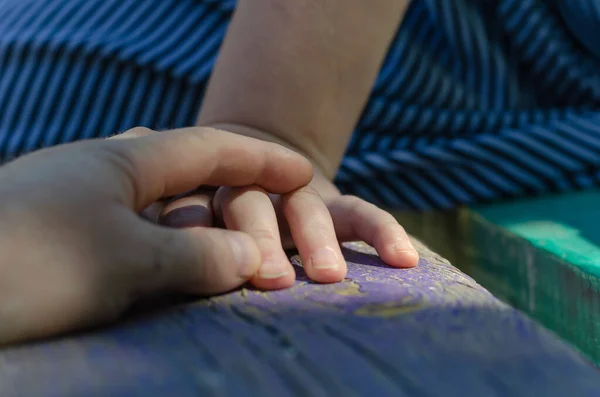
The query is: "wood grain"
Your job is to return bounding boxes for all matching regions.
[0,240,598,396]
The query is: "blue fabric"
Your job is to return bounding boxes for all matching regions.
[0,0,599,210]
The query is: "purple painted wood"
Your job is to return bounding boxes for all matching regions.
[0,240,598,396]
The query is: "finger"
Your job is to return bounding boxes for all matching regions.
[216,186,296,290]
[108,128,154,140]
[111,127,215,227]
[326,196,419,268]
[101,126,313,210]
[160,190,215,228]
[281,186,346,283]
[127,213,262,296]
[141,201,165,223]
[267,193,295,249]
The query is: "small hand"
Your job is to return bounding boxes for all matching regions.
[160,152,419,290]
[0,127,313,344]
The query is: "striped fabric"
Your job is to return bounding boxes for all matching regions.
[0,0,599,210]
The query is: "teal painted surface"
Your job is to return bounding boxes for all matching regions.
[476,190,600,262]
[506,222,600,279]
[467,190,600,364]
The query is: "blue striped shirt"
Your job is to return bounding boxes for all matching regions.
[0,0,599,209]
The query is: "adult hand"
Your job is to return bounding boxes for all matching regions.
[0,127,312,345]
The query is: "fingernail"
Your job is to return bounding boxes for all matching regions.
[160,206,212,228]
[309,247,340,270]
[393,241,419,262]
[227,233,258,277]
[393,239,414,253]
[258,257,289,279]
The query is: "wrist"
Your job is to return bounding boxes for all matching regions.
[201,123,337,180]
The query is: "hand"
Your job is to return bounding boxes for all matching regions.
[159,132,419,290]
[0,127,313,345]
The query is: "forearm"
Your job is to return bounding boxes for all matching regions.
[197,0,409,179]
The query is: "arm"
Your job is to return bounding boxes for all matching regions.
[162,2,418,290]
[197,0,409,179]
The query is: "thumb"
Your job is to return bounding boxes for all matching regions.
[134,221,263,296]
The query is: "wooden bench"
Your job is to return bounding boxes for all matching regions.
[397,189,600,366]
[0,240,598,396]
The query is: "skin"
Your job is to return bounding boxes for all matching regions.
[160,0,418,289]
[0,1,419,344]
[0,127,313,345]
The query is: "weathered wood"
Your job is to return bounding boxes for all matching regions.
[393,191,600,365]
[0,240,598,396]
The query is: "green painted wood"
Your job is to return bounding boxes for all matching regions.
[465,191,600,365]
[392,190,600,365]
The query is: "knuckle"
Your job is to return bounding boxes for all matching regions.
[376,219,404,236]
[340,194,397,223]
[340,194,374,220]
[293,185,322,200]
[340,195,366,211]
[217,186,270,209]
[177,127,210,145]
[127,126,154,136]
[97,145,143,195]
[370,219,403,247]
[250,226,280,244]
[341,194,363,203]
[305,219,333,238]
